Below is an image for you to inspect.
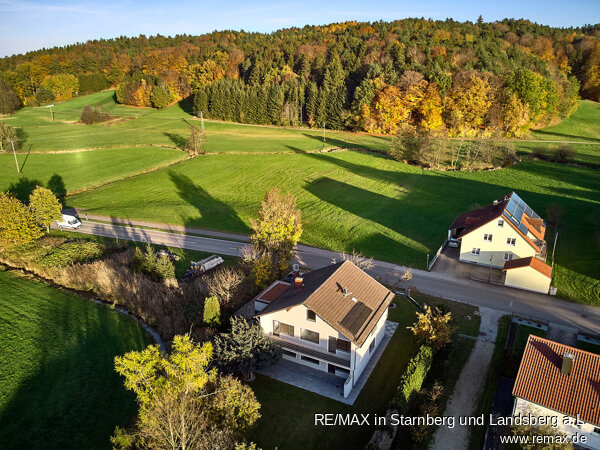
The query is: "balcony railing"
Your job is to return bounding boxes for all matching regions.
[268,334,351,367]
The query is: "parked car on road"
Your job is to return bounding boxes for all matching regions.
[56,214,82,230]
[448,237,459,248]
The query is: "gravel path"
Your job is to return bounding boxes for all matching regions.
[429,307,505,450]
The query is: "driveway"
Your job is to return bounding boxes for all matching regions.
[432,246,504,284]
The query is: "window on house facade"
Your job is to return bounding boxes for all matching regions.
[593,427,600,434]
[483,233,493,242]
[306,309,316,322]
[506,237,516,246]
[337,339,351,352]
[497,219,504,227]
[503,253,513,261]
[301,328,320,344]
[471,248,480,255]
[273,321,294,337]
[300,355,320,365]
[282,349,296,358]
[369,339,375,354]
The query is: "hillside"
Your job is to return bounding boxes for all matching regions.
[1,19,599,137]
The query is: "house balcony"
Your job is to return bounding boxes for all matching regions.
[268,334,351,368]
[534,239,548,261]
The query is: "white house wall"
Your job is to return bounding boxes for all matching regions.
[514,398,600,449]
[505,267,551,294]
[460,220,537,268]
[258,304,352,373]
[351,309,388,385]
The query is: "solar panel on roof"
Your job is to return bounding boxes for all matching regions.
[339,302,373,336]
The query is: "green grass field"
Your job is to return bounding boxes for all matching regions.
[0,147,186,195]
[1,91,599,305]
[0,269,151,449]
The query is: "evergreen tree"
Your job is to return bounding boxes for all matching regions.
[203,295,221,327]
[213,316,282,380]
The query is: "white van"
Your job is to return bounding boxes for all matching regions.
[56,214,82,229]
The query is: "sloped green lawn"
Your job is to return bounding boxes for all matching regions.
[0,269,151,449]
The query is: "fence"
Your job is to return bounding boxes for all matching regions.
[427,239,447,271]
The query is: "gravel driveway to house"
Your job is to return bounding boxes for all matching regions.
[429,307,505,450]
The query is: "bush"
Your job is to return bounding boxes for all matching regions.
[150,85,173,109]
[0,79,22,114]
[35,88,54,104]
[77,73,110,94]
[80,105,111,124]
[133,244,175,282]
[41,240,104,267]
[552,145,575,164]
[391,345,433,413]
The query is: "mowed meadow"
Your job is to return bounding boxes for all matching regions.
[1,91,599,305]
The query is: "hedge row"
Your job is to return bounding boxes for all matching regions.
[391,345,434,413]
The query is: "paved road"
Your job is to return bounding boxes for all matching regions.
[58,217,600,335]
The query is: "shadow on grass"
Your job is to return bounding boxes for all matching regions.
[532,129,600,143]
[163,132,187,149]
[0,277,149,449]
[168,171,249,233]
[7,176,43,203]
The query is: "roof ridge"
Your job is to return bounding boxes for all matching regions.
[528,334,600,358]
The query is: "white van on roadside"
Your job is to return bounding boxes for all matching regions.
[56,214,82,229]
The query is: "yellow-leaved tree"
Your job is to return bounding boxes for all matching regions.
[249,188,302,286]
[112,335,260,450]
[408,305,455,350]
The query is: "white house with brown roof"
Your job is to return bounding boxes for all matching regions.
[513,335,600,449]
[449,192,553,293]
[254,261,394,398]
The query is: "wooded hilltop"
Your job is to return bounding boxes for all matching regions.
[1,18,599,137]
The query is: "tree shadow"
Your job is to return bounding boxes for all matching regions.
[47,174,67,206]
[0,283,149,449]
[7,177,43,203]
[168,171,249,233]
[301,132,389,153]
[163,132,186,149]
[532,130,600,143]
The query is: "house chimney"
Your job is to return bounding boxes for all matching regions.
[294,277,303,291]
[493,200,499,207]
[561,352,575,375]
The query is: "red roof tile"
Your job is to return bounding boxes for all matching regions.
[502,257,552,278]
[513,336,600,427]
[255,281,291,303]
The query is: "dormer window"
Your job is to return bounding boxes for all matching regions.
[497,219,504,227]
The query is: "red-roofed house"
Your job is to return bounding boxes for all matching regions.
[513,336,600,448]
[448,192,553,293]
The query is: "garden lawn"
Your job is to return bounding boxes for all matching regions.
[70,150,600,306]
[0,147,186,196]
[0,269,151,449]
[249,298,419,450]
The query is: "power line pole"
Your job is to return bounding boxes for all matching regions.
[322,121,326,149]
[10,140,20,174]
[200,111,205,132]
[551,230,558,267]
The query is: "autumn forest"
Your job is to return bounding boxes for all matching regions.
[1,18,599,138]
